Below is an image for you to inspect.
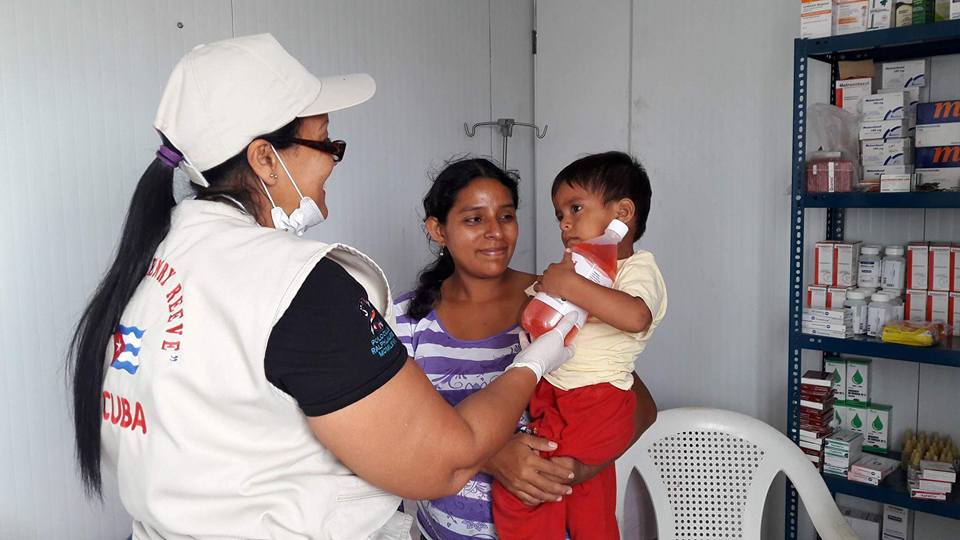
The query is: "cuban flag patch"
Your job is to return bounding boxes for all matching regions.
[111,324,145,374]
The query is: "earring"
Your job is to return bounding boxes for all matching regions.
[439,245,445,257]
[269,172,278,179]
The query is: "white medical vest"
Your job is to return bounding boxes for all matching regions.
[100,200,410,539]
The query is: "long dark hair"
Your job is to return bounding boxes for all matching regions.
[406,158,519,320]
[67,119,302,497]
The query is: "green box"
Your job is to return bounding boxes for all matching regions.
[847,401,869,436]
[865,403,892,453]
[825,356,847,401]
[846,358,872,403]
[935,0,950,21]
[913,0,936,24]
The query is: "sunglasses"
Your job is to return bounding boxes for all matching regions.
[289,138,347,162]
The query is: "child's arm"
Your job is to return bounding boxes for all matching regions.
[538,250,652,333]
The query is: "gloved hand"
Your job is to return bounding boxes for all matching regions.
[507,312,579,381]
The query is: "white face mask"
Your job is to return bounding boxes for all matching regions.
[259,145,325,236]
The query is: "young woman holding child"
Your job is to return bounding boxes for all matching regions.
[394,154,664,539]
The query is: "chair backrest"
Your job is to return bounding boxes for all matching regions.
[616,408,858,540]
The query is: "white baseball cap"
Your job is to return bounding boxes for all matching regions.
[154,33,375,181]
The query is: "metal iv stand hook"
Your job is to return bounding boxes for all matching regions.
[463,118,548,171]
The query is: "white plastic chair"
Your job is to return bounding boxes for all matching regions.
[616,408,858,540]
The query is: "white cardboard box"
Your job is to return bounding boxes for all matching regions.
[829,287,851,308]
[837,78,873,114]
[905,289,928,321]
[907,242,929,289]
[882,58,930,88]
[802,0,834,38]
[952,0,960,19]
[882,504,912,540]
[880,86,929,119]
[861,118,911,141]
[862,138,913,165]
[916,122,960,147]
[841,507,882,540]
[953,246,960,291]
[869,0,896,28]
[816,241,836,285]
[929,244,952,291]
[863,91,910,121]
[863,164,913,182]
[915,167,960,190]
[836,241,862,287]
[835,0,870,34]
[880,173,914,192]
[808,284,829,308]
[929,290,950,324]
[951,292,960,335]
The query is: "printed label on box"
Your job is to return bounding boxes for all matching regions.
[816,242,836,285]
[928,290,950,324]
[861,119,910,141]
[825,357,847,401]
[915,168,960,190]
[882,59,929,88]
[914,146,960,168]
[916,123,960,147]
[866,404,891,452]
[836,78,873,113]
[862,138,913,165]
[846,359,872,403]
[836,242,861,287]
[906,289,929,321]
[917,100,960,125]
[808,285,829,308]
[929,245,952,291]
[907,243,929,289]
[862,92,909,121]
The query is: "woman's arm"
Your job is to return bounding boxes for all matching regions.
[309,359,537,500]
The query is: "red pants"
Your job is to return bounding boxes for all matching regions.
[493,380,636,540]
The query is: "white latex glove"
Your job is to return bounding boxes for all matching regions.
[507,312,579,381]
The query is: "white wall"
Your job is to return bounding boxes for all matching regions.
[534,0,797,538]
[0,1,533,537]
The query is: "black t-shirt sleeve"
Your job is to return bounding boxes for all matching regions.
[265,258,407,416]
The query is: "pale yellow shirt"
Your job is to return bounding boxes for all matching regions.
[540,250,667,391]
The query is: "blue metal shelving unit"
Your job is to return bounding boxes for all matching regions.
[788,21,960,540]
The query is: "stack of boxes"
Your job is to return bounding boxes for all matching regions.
[902,431,959,500]
[824,356,895,455]
[801,0,960,39]
[860,60,929,192]
[799,370,837,469]
[804,241,861,337]
[849,453,901,484]
[916,99,960,190]
[824,429,864,477]
[903,241,960,335]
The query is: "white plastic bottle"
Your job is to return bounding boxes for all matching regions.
[858,245,883,288]
[881,245,906,290]
[867,292,893,337]
[844,290,869,336]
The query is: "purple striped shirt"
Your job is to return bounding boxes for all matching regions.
[393,292,523,540]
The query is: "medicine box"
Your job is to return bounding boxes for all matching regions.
[882,503,912,540]
[837,78,873,114]
[928,290,950,324]
[802,0,834,38]
[916,123,960,147]
[865,403,892,453]
[882,58,930,88]
[869,0,896,28]
[833,400,849,429]
[906,242,929,289]
[861,118,911,141]
[914,146,960,168]
[808,284,829,308]
[953,245,960,291]
[916,100,960,146]
[914,0,936,22]
[815,241,836,285]
[863,164,913,182]
[846,358,871,403]
[836,242,862,287]
[915,168,960,190]
[950,292,960,335]
[953,0,960,19]
[825,356,847,401]
[929,244,952,291]
[863,91,910,121]
[880,173,914,192]
[835,0,870,34]
[896,1,914,26]
[881,86,929,119]
[862,138,913,165]
[829,287,851,308]
[905,289,928,321]
[847,401,869,434]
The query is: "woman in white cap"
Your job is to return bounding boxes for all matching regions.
[67,34,576,539]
